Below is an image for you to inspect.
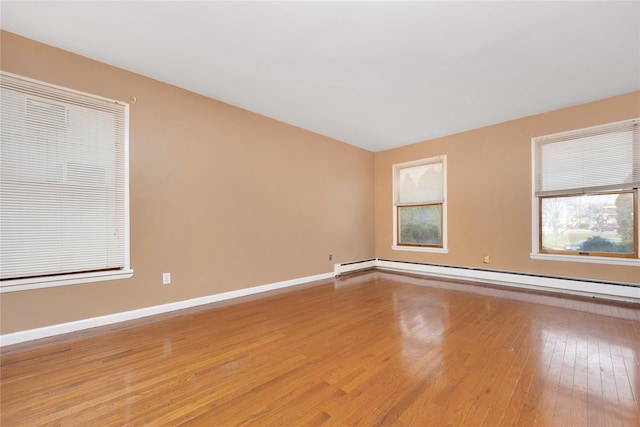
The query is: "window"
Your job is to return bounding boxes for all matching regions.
[0,71,132,291]
[393,156,447,252]
[532,118,639,263]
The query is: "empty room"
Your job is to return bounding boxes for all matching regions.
[1,2,639,426]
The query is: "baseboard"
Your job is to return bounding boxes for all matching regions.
[0,271,334,347]
[374,259,640,303]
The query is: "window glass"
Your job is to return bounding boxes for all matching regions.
[398,204,442,246]
[540,192,635,256]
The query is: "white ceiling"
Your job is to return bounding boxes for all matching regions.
[1,1,639,152]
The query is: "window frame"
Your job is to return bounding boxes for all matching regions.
[0,71,133,293]
[530,118,640,266]
[392,156,448,253]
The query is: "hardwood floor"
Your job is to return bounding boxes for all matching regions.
[1,271,639,426]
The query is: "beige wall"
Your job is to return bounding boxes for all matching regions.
[0,31,375,334]
[375,91,640,285]
[1,31,638,335]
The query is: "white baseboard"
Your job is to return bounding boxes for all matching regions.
[374,259,640,303]
[0,271,334,347]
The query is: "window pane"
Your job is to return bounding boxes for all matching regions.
[398,204,442,246]
[540,192,635,255]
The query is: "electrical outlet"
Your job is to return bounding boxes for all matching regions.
[483,255,490,264]
[329,253,333,261]
[162,272,171,285]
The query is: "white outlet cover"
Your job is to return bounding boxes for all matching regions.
[162,273,171,285]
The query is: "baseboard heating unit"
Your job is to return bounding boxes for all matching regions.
[333,259,377,276]
[334,258,640,303]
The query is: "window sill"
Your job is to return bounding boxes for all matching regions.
[0,269,134,293]
[392,245,449,254]
[530,253,639,267]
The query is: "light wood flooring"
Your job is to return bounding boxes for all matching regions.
[1,271,639,426]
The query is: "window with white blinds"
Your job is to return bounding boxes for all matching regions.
[393,156,447,251]
[0,71,132,290]
[532,118,639,261]
[535,119,640,196]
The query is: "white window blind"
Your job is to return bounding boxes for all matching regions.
[0,71,129,282]
[534,119,640,196]
[397,160,444,204]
